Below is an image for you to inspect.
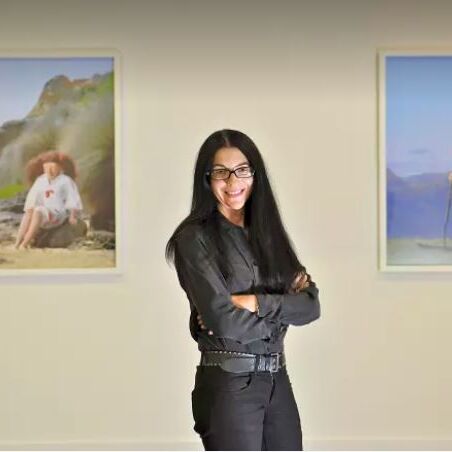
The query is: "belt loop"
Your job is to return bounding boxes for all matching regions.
[271,353,280,373]
[253,354,259,374]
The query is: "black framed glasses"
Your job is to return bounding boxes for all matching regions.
[206,165,255,180]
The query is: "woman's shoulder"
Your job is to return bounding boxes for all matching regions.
[176,222,208,243]
[175,221,212,255]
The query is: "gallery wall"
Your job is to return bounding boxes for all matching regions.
[1,0,452,449]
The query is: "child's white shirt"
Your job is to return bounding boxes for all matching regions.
[24,172,83,214]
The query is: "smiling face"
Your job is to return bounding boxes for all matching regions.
[43,161,62,180]
[210,146,254,221]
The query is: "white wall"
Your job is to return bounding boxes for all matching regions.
[1,0,452,449]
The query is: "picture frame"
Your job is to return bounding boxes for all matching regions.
[0,49,122,276]
[378,48,452,272]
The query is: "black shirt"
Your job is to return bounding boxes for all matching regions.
[174,210,320,355]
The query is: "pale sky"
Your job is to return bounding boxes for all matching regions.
[0,58,113,126]
[386,56,452,177]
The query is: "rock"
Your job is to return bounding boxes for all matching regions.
[0,230,13,242]
[0,193,26,214]
[65,229,115,250]
[0,119,25,156]
[87,230,115,249]
[34,218,88,248]
[0,216,18,244]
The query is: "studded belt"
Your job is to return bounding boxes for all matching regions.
[200,350,286,373]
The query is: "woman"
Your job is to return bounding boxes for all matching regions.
[166,129,320,451]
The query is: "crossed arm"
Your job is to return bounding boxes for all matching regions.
[175,232,320,344]
[197,273,313,333]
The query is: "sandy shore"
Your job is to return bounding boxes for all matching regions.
[387,238,452,265]
[0,244,115,269]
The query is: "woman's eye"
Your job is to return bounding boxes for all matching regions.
[236,167,251,175]
[213,169,228,177]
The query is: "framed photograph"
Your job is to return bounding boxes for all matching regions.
[0,49,121,275]
[378,49,452,271]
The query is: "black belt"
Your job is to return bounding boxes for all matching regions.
[200,350,286,373]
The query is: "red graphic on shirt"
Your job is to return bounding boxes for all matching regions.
[45,189,54,198]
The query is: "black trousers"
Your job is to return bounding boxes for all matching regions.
[191,364,303,451]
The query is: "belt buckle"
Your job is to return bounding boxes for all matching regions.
[270,353,280,373]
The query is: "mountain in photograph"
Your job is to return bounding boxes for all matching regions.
[387,168,452,238]
[0,71,115,232]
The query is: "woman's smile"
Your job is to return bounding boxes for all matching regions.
[225,188,245,198]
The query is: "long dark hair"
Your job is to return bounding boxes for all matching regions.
[165,129,311,292]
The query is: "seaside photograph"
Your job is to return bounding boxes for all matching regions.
[0,55,118,272]
[383,54,452,267]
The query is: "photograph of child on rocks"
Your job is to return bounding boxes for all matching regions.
[0,55,118,271]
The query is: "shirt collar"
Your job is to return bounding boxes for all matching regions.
[215,209,248,234]
[45,172,64,184]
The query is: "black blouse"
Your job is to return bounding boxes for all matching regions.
[174,210,320,355]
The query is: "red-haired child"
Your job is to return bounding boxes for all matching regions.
[14,151,83,250]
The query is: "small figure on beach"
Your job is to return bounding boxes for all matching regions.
[14,150,83,250]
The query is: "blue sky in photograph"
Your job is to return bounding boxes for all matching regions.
[0,58,113,125]
[386,56,452,177]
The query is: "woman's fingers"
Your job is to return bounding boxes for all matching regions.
[197,314,205,328]
[291,272,310,292]
[197,314,213,335]
[291,273,303,289]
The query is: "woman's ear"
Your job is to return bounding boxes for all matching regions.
[203,174,211,190]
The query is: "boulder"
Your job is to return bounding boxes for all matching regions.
[34,218,88,248]
[0,119,25,156]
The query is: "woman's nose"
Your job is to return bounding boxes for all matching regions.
[226,172,240,182]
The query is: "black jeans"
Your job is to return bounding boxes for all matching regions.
[191,364,303,451]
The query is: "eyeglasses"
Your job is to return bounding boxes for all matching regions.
[206,165,255,180]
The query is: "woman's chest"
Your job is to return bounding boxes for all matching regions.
[222,233,259,293]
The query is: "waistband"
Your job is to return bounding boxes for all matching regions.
[200,350,286,373]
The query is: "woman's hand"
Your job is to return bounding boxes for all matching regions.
[230,294,257,312]
[197,314,213,335]
[196,295,258,334]
[291,272,310,293]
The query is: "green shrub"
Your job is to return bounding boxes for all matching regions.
[0,184,26,199]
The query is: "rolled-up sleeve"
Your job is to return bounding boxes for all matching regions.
[256,284,320,326]
[174,229,280,345]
